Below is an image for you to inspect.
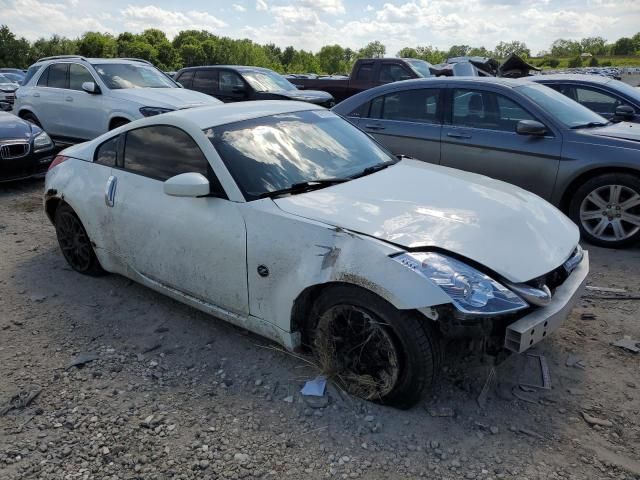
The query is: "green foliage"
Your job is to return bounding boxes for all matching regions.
[567,55,583,68]
[494,41,530,59]
[588,56,599,67]
[0,24,638,75]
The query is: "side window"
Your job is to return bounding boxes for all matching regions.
[219,71,244,93]
[451,89,535,132]
[381,89,440,123]
[355,64,374,81]
[378,64,411,83]
[369,96,383,118]
[69,64,95,91]
[348,101,370,118]
[47,63,68,89]
[94,135,119,166]
[36,66,49,87]
[575,87,625,114]
[176,70,194,88]
[193,70,219,93]
[124,126,208,181]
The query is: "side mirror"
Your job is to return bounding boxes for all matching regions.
[614,105,635,121]
[516,120,547,136]
[164,172,210,197]
[0,101,11,112]
[82,82,100,94]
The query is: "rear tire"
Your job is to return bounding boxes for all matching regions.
[54,203,106,276]
[569,173,640,248]
[308,285,440,409]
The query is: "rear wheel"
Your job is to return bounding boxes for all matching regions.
[54,203,105,276]
[308,285,440,409]
[569,173,640,248]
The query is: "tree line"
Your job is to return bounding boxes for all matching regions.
[0,25,639,75]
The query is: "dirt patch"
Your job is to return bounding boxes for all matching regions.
[0,180,639,480]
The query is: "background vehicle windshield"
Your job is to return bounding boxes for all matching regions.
[405,59,432,77]
[241,70,296,92]
[0,72,22,84]
[207,110,394,200]
[0,74,16,85]
[517,83,607,128]
[93,63,176,89]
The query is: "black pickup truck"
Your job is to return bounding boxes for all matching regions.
[287,58,432,103]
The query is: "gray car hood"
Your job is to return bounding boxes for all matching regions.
[584,122,640,143]
[274,160,579,283]
[109,87,222,109]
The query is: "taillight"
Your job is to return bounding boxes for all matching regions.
[48,155,69,171]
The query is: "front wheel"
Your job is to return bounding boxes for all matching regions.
[569,173,640,248]
[308,286,440,409]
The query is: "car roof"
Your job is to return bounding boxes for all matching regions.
[177,65,274,73]
[159,100,323,129]
[365,76,530,89]
[34,57,153,66]
[531,74,611,84]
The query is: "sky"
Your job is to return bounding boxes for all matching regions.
[1,0,639,55]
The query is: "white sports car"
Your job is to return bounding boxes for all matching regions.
[44,101,589,407]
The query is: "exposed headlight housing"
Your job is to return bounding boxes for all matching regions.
[393,252,528,315]
[33,131,53,151]
[139,107,174,117]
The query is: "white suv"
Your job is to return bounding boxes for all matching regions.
[14,56,221,144]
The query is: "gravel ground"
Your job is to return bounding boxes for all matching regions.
[1,179,639,480]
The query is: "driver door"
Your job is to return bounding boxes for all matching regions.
[107,124,248,315]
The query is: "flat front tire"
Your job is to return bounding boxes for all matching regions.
[54,203,106,276]
[308,285,440,409]
[569,173,640,248]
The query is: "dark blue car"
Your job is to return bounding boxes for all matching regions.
[529,74,640,123]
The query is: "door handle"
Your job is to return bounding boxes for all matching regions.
[447,132,471,139]
[365,124,385,130]
[105,175,117,207]
[33,93,40,97]
[65,96,73,102]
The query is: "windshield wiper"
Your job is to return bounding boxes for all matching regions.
[351,158,400,179]
[570,121,610,129]
[259,178,348,198]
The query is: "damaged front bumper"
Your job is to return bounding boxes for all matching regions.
[504,250,589,353]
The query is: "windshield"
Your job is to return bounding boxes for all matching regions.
[241,70,297,92]
[517,83,607,128]
[207,110,395,200]
[405,59,432,78]
[1,72,22,83]
[93,63,176,90]
[0,74,15,85]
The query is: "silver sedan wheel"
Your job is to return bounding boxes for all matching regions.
[579,184,640,242]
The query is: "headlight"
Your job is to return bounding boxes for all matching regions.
[139,107,174,117]
[393,252,528,315]
[33,131,52,151]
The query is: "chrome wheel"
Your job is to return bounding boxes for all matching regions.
[579,184,640,243]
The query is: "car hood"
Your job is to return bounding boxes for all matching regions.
[583,122,640,142]
[0,82,18,91]
[109,87,222,109]
[274,159,579,283]
[0,111,32,140]
[273,89,333,103]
